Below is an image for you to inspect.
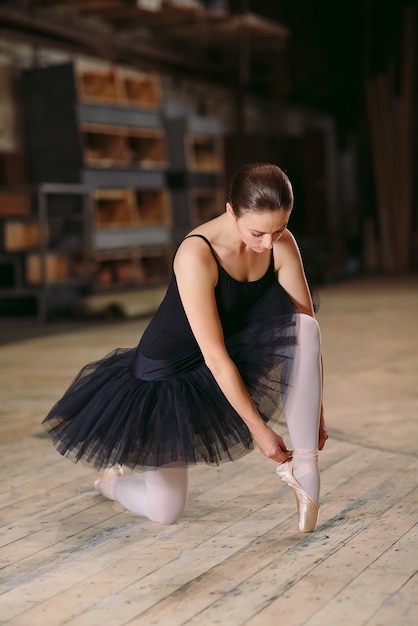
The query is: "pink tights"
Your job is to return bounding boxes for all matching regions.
[284,313,322,505]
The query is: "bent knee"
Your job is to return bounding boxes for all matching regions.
[150,508,185,525]
[298,313,321,347]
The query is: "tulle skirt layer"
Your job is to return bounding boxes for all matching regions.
[43,283,299,469]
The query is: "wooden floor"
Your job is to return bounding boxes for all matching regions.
[1,276,417,626]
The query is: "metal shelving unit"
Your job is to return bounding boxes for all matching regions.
[0,184,92,321]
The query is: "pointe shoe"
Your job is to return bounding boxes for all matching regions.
[276,460,319,532]
[94,465,124,500]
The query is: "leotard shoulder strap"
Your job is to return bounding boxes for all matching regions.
[182,234,275,274]
[183,234,220,266]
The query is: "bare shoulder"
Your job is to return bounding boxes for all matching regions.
[174,235,218,285]
[175,214,226,272]
[273,229,302,271]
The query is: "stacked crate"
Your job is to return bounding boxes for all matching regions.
[21,60,172,293]
[0,192,34,301]
[0,186,90,318]
[163,101,224,246]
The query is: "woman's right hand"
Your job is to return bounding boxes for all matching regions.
[318,405,328,450]
[251,422,292,463]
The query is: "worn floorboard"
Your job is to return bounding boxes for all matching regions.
[1,276,417,625]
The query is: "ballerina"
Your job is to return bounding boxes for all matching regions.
[43,162,328,531]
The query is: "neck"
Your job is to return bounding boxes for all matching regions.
[218,213,247,251]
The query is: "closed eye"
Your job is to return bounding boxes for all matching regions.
[251,228,286,238]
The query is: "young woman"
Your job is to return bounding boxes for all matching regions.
[43,162,328,532]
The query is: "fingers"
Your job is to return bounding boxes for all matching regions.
[318,428,329,450]
[273,435,291,462]
[252,425,292,463]
[276,447,292,463]
[276,436,292,462]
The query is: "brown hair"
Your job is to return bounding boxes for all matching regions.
[228,162,293,217]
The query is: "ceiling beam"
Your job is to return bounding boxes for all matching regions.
[0,4,287,96]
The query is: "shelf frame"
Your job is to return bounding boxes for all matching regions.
[36,183,92,321]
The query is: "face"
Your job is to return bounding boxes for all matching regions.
[227,203,291,253]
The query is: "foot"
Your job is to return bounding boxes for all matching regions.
[276,459,319,532]
[94,465,124,501]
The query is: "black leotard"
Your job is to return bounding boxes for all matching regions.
[137,234,276,361]
[43,234,298,469]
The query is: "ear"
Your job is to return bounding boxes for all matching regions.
[226,202,236,220]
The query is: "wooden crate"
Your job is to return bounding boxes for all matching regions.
[127,128,167,167]
[95,253,139,286]
[186,134,223,171]
[75,62,161,108]
[0,192,31,217]
[115,258,140,282]
[120,70,161,108]
[75,61,122,103]
[81,125,167,168]
[81,124,130,166]
[94,246,171,287]
[139,247,171,283]
[132,189,171,225]
[3,222,40,251]
[25,253,70,284]
[92,189,134,225]
[95,261,113,286]
[92,188,171,227]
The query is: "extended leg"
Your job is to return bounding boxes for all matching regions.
[96,466,189,525]
[283,313,322,504]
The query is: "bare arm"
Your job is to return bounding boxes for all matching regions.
[274,230,314,316]
[275,231,328,449]
[174,238,292,463]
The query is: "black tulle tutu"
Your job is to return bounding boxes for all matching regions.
[43,283,299,470]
